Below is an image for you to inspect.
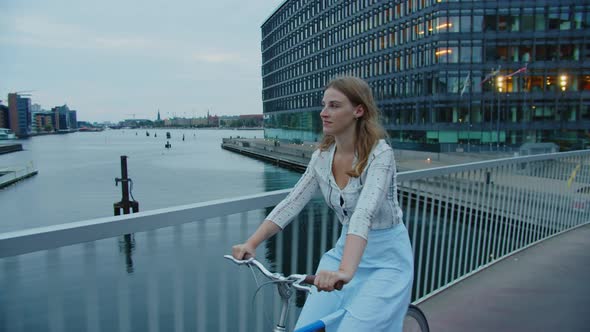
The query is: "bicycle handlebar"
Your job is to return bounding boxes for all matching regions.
[224,255,343,291]
[302,275,343,291]
[224,255,312,292]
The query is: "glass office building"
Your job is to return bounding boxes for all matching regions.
[7,93,32,137]
[261,0,590,151]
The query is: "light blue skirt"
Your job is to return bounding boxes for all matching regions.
[295,223,414,332]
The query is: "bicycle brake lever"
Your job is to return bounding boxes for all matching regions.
[290,275,313,293]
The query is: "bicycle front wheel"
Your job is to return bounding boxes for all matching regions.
[403,304,430,332]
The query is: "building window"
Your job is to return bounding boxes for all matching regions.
[498,15,509,31]
[449,15,460,32]
[460,15,471,33]
[522,13,535,31]
[484,13,497,31]
[458,45,470,63]
[560,44,579,61]
[472,46,482,63]
[435,47,457,63]
[548,9,571,30]
[447,72,460,94]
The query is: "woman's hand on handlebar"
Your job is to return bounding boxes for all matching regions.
[314,269,352,292]
[231,242,256,260]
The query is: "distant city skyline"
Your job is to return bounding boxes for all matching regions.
[0,0,284,123]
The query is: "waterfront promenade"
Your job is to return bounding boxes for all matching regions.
[0,165,38,189]
[0,143,22,155]
[0,143,32,188]
[221,137,513,172]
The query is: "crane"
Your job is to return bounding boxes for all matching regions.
[13,90,34,96]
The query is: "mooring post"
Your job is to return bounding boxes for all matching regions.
[114,155,139,216]
[114,155,139,273]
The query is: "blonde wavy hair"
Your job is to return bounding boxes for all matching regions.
[318,76,388,177]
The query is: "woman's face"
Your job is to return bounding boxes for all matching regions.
[320,88,362,137]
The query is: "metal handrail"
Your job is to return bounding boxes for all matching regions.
[1,150,588,259]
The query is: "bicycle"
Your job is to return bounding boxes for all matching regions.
[224,255,429,332]
[404,304,430,332]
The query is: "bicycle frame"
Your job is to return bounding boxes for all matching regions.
[225,255,427,332]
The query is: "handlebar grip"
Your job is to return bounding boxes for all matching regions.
[304,275,316,285]
[304,275,344,290]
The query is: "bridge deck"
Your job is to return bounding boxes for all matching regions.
[419,222,590,332]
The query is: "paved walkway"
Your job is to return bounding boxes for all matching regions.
[222,138,512,172]
[419,223,590,332]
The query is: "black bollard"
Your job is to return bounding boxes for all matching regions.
[114,156,139,273]
[114,156,139,216]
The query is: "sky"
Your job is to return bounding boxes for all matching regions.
[0,0,285,122]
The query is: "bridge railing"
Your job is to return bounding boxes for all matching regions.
[1,150,588,331]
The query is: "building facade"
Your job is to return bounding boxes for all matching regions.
[0,104,8,129]
[8,93,32,137]
[52,105,71,131]
[33,112,55,133]
[68,110,78,130]
[261,0,590,151]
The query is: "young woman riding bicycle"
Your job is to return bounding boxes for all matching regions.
[232,76,414,332]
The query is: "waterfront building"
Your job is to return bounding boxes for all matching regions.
[30,104,44,133]
[33,111,55,132]
[120,119,153,128]
[52,105,71,131]
[31,103,42,113]
[31,112,39,133]
[261,0,590,151]
[207,111,220,127]
[239,114,264,127]
[8,93,31,137]
[164,117,193,127]
[68,110,78,130]
[0,104,8,129]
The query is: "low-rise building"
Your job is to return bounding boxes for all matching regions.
[33,112,55,132]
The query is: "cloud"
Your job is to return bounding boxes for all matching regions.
[3,15,142,52]
[94,37,153,50]
[192,52,237,63]
[2,14,246,65]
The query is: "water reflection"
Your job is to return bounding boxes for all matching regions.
[118,234,136,274]
[0,132,334,330]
